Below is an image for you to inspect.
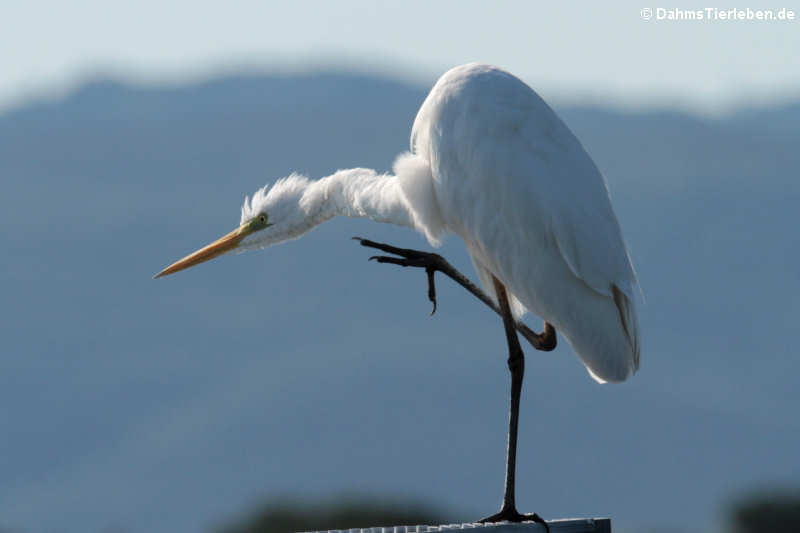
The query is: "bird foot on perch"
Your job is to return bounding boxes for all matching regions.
[478,508,550,532]
[353,237,557,352]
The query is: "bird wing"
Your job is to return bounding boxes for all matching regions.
[412,64,640,380]
[424,68,638,300]
[514,112,642,374]
[524,119,640,302]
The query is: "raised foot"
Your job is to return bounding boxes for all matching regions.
[353,237,558,352]
[478,508,549,532]
[353,237,449,314]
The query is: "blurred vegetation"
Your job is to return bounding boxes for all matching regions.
[727,489,800,533]
[8,488,800,533]
[213,496,451,533]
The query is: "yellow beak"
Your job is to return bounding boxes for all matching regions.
[153,226,246,279]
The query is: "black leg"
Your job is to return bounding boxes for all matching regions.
[353,237,556,352]
[477,277,548,531]
[353,237,551,530]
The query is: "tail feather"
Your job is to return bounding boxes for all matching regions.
[612,284,640,371]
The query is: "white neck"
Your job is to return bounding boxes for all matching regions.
[240,153,446,250]
[301,168,416,228]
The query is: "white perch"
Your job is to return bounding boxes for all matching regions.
[302,519,611,533]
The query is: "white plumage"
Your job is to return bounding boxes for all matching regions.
[161,63,641,384]
[408,63,640,382]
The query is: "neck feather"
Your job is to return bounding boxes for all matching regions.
[301,168,416,228]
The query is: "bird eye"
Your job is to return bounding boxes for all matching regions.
[249,213,269,230]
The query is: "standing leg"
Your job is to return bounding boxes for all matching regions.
[478,277,548,531]
[353,237,553,529]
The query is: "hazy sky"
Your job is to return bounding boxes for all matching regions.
[4,0,799,114]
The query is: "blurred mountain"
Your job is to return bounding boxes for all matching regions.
[1,71,798,533]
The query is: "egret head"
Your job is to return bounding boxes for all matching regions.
[154,174,313,278]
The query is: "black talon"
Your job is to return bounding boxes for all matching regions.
[425,266,437,315]
[478,509,549,532]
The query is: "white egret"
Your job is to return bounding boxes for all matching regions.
[155,63,640,525]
